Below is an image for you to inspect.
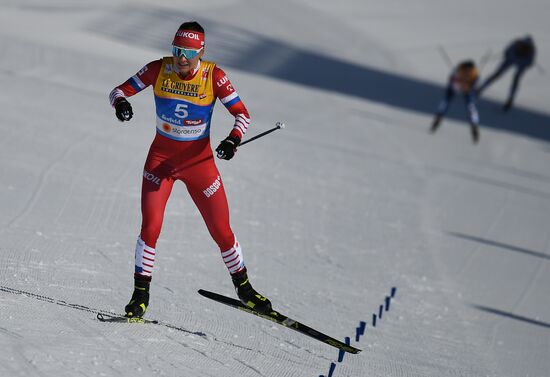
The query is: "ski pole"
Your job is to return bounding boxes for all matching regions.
[478,48,493,73]
[239,121,285,146]
[437,45,454,69]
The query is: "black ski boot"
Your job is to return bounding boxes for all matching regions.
[470,122,480,144]
[231,268,272,314]
[125,276,150,318]
[430,114,442,133]
[502,99,513,112]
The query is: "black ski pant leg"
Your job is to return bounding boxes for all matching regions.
[436,85,455,117]
[478,59,512,93]
[507,65,527,104]
[463,91,479,126]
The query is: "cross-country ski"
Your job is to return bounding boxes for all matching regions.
[198,289,362,354]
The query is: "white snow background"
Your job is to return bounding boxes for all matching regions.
[1,1,549,376]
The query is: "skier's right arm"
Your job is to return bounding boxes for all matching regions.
[109,59,162,122]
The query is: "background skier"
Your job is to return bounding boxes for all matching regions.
[476,35,536,111]
[430,60,481,143]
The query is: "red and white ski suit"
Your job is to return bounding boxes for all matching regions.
[110,57,249,278]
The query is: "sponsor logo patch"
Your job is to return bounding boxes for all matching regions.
[216,76,228,87]
[203,176,222,198]
[175,31,200,40]
[184,119,202,125]
[171,127,202,135]
[143,170,161,185]
[160,79,199,96]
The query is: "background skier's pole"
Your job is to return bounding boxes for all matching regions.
[437,45,454,68]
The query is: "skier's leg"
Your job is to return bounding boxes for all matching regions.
[185,161,272,313]
[504,65,526,111]
[464,92,480,143]
[477,60,512,95]
[137,167,174,278]
[126,159,174,318]
[185,170,242,271]
[431,85,455,133]
[174,152,236,258]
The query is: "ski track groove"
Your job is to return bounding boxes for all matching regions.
[51,166,81,228]
[86,155,125,234]
[0,36,112,101]
[1,231,41,285]
[98,164,134,234]
[50,150,103,232]
[164,332,227,368]
[233,357,267,377]
[418,157,502,376]
[3,332,63,377]
[94,247,114,264]
[485,231,550,349]
[255,326,329,363]
[455,188,511,276]
[3,133,94,232]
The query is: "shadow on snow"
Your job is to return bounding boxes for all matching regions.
[448,232,550,261]
[89,6,550,142]
[471,304,550,330]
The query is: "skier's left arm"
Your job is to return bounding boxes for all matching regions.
[213,67,251,160]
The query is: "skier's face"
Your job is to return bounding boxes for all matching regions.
[172,46,204,77]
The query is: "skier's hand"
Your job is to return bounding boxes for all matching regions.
[115,98,133,122]
[216,136,241,160]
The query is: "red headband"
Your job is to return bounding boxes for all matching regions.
[172,29,205,49]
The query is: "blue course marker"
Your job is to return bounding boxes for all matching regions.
[338,337,351,362]
[355,321,366,341]
[327,362,336,377]
[338,348,345,363]
[321,286,398,377]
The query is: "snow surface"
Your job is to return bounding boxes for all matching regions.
[1,1,549,376]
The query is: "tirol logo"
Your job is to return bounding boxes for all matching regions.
[162,123,171,132]
[143,170,161,185]
[176,31,200,40]
[185,119,202,125]
[203,176,222,198]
